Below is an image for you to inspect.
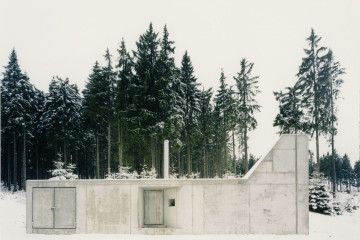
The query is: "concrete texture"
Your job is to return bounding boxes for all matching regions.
[26,134,309,235]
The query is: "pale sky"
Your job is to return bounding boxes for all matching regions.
[1,0,359,165]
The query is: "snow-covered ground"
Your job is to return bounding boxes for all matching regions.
[1,185,359,240]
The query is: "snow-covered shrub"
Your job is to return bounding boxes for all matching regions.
[169,162,178,179]
[186,172,200,179]
[48,153,78,180]
[309,175,333,215]
[222,171,241,179]
[106,166,139,179]
[139,165,157,179]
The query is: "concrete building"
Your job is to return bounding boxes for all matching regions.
[26,134,309,234]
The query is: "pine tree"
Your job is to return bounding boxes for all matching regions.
[1,49,34,191]
[354,161,360,191]
[198,88,213,177]
[42,77,82,169]
[115,39,134,168]
[233,58,261,173]
[133,23,160,173]
[273,83,307,134]
[103,49,116,175]
[179,51,200,175]
[297,29,329,171]
[83,61,108,178]
[322,49,345,196]
[214,69,232,174]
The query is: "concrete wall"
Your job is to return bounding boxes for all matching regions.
[26,134,309,235]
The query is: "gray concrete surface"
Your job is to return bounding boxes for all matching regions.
[26,134,309,235]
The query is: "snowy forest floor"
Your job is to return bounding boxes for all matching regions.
[1,184,359,240]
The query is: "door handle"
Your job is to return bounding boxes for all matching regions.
[50,207,56,212]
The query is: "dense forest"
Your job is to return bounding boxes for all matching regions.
[1,24,359,192]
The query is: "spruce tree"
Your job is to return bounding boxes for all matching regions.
[133,23,160,172]
[214,69,232,174]
[115,39,134,168]
[297,29,329,171]
[83,61,108,178]
[233,58,261,173]
[273,83,307,134]
[198,88,213,177]
[1,49,34,191]
[322,49,345,196]
[42,77,82,168]
[179,51,200,175]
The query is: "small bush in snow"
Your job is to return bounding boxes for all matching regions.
[139,165,157,179]
[106,166,139,179]
[309,174,335,215]
[48,153,78,180]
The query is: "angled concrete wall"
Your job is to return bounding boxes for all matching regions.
[26,134,309,235]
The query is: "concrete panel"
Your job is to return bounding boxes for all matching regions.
[75,185,86,233]
[250,184,296,234]
[273,150,296,173]
[297,135,309,185]
[204,185,249,234]
[176,186,192,232]
[256,161,273,173]
[32,188,54,229]
[297,184,309,234]
[86,185,130,233]
[54,188,75,228]
[164,188,177,228]
[248,172,296,185]
[273,135,295,150]
[192,185,204,234]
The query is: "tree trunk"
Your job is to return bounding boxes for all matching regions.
[22,125,26,191]
[108,122,111,175]
[13,132,17,192]
[216,138,220,177]
[203,137,206,178]
[96,135,100,179]
[118,118,123,167]
[8,142,11,190]
[315,127,320,172]
[63,142,67,166]
[151,137,155,170]
[36,141,39,179]
[187,140,191,175]
[244,127,248,173]
[232,130,236,174]
[178,150,181,176]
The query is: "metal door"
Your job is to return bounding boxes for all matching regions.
[33,188,54,228]
[54,188,76,228]
[144,190,164,225]
[32,187,76,229]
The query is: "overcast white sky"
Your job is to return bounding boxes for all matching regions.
[1,0,359,165]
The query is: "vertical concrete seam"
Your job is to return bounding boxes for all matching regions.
[295,136,298,234]
[192,183,194,233]
[248,184,251,233]
[130,185,132,233]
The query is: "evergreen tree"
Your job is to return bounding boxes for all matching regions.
[233,58,261,173]
[1,49,34,191]
[214,69,232,174]
[296,29,329,171]
[102,49,116,175]
[273,83,307,134]
[115,39,134,168]
[198,88,213,177]
[354,161,360,190]
[83,61,108,178]
[322,49,345,196]
[179,51,200,175]
[341,154,352,191]
[133,23,160,173]
[42,77,82,168]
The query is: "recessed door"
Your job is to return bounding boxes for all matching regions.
[32,187,76,229]
[33,188,54,228]
[54,188,76,228]
[144,190,164,225]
